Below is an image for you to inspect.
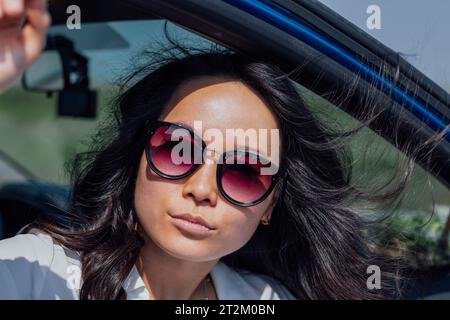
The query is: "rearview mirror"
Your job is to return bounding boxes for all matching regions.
[22,51,64,92]
[22,35,97,118]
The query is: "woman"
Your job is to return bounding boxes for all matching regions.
[0,0,417,300]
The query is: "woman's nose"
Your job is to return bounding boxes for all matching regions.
[182,163,219,206]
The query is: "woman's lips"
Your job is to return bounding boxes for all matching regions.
[169,213,216,236]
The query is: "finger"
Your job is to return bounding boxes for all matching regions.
[21,9,50,64]
[25,0,47,11]
[0,16,22,33]
[21,23,44,65]
[25,4,50,31]
[3,0,25,17]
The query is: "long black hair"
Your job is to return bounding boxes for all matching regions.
[28,38,441,300]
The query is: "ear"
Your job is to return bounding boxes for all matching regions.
[262,191,279,221]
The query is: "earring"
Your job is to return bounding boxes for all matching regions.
[261,218,270,225]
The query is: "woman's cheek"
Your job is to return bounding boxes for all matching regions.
[217,212,260,248]
[134,172,173,234]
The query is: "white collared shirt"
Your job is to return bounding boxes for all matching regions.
[0,232,296,300]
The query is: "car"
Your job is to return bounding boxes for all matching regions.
[0,0,449,299]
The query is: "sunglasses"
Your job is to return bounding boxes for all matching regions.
[145,120,281,207]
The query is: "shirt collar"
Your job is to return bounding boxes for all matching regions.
[123,260,249,300]
[123,264,149,300]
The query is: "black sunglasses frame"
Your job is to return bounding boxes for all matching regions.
[145,120,281,207]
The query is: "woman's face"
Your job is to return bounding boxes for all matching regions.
[134,76,281,262]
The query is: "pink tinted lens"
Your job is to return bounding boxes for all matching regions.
[149,125,197,176]
[221,153,273,204]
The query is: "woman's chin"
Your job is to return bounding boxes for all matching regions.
[159,235,223,262]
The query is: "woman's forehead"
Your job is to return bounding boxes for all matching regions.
[162,77,279,133]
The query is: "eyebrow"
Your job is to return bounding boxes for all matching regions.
[235,145,271,160]
[172,121,195,131]
[169,121,275,161]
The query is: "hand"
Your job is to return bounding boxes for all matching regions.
[0,0,51,93]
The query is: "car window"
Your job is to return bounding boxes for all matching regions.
[296,83,450,277]
[300,84,450,214]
